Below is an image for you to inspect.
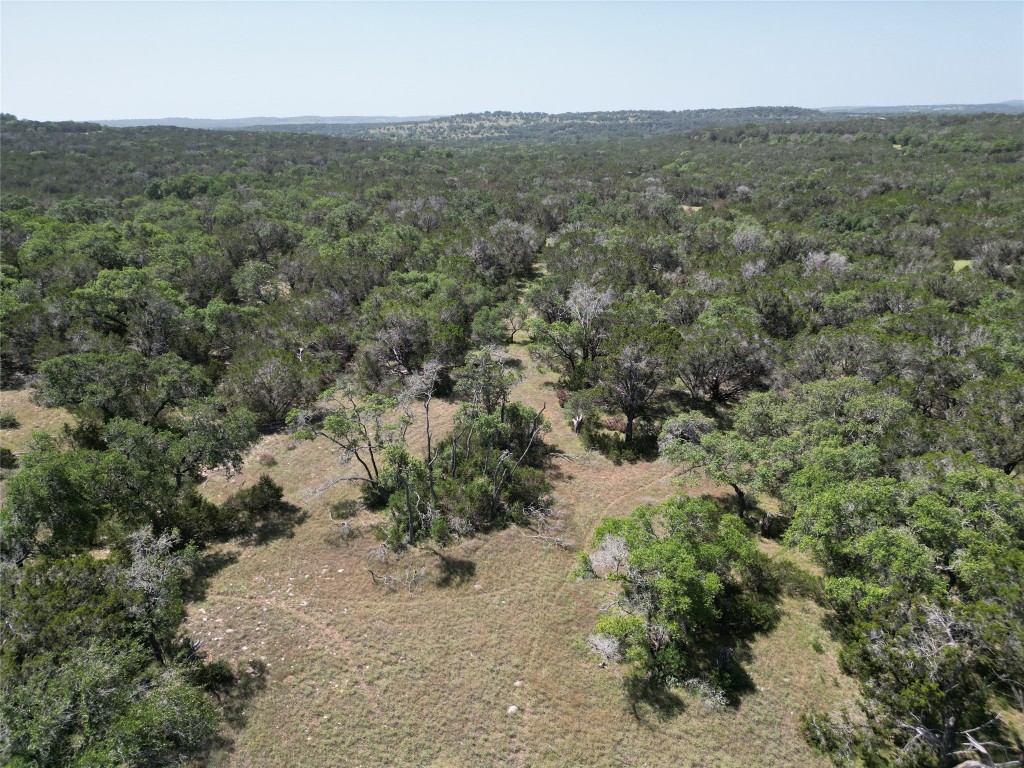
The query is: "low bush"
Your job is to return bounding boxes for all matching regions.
[0,447,18,469]
[222,474,303,543]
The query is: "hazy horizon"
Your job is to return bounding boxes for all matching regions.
[2,1,1022,122]
[46,99,1024,125]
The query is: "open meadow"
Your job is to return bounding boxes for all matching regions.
[189,346,858,768]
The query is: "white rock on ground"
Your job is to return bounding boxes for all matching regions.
[507,705,518,715]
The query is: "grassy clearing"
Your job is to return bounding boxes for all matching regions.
[0,357,859,766]
[953,259,973,272]
[0,388,73,454]
[191,346,858,767]
[0,389,74,505]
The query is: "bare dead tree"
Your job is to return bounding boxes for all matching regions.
[405,360,444,501]
[952,719,1022,768]
[589,533,629,575]
[365,566,425,593]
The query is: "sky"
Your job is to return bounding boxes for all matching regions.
[2,1,1022,121]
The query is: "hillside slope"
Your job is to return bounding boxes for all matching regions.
[244,107,828,141]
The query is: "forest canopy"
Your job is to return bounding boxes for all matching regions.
[1,109,1022,767]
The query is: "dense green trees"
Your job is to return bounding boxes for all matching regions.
[659,384,1023,763]
[2,110,1022,766]
[0,535,219,767]
[674,298,771,402]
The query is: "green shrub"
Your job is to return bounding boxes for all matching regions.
[218,474,303,543]
[590,498,781,689]
[165,489,233,545]
[0,411,20,429]
[429,515,450,545]
[223,475,287,528]
[773,558,826,602]
[328,499,360,520]
[0,447,18,469]
[798,710,859,767]
[579,423,658,463]
[360,479,394,510]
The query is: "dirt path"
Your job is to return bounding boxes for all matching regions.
[496,352,694,767]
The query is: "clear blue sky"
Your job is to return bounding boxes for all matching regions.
[2,1,1022,120]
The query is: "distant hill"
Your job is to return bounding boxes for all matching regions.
[820,100,1024,115]
[243,107,829,141]
[77,103,1024,143]
[95,115,440,129]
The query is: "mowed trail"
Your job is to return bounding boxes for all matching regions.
[189,348,851,768]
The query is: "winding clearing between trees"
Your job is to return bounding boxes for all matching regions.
[189,333,854,768]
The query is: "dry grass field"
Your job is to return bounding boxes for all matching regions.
[188,346,859,767]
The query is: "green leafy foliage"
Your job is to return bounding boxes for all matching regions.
[377,400,551,548]
[289,390,410,486]
[587,498,779,694]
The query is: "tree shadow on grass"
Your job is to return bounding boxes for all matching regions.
[432,551,477,588]
[238,499,308,546]
[696,639,758,706]
[690,583,783,707]
[218,475,309,547]
[221,659,269,728]
[579,423,660,464]
[624,636,761,723]
[773,556,827,604]
[201,659,269,760]
[186,550,240,602]
[546,463,574,483]
[624,673,688,724]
